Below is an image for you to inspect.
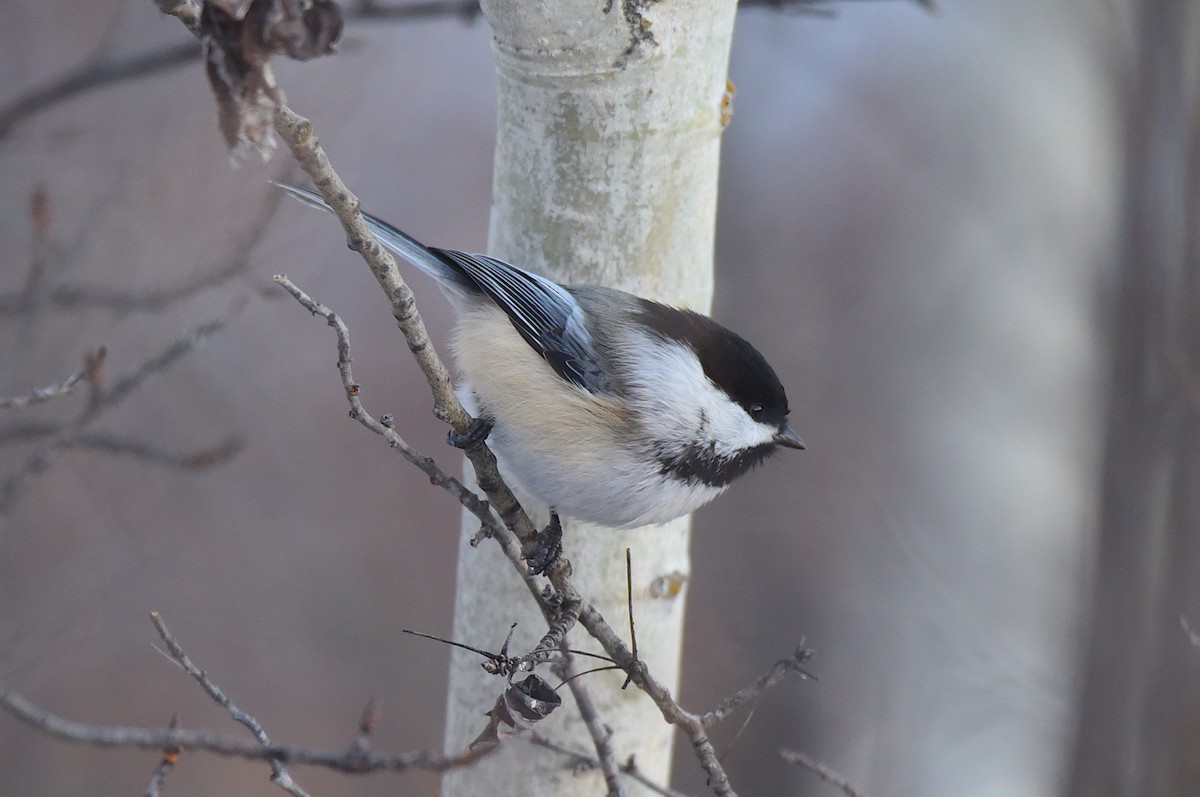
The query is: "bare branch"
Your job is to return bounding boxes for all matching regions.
[272,274,504,537]
[700,645,815,728]
[0,185,284,317]
[149,611,311,797]
[0,301,244,513]
[0,43,200,141]
[0,358,91,411]
[75,432,245,469]
[530,735,693,797]
[142,715,181,797]
[559,648,626,797]
[779,749,872,797]
[143,754,177,797]
[0,682,490,773]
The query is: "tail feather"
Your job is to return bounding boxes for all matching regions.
[273,183,470,288]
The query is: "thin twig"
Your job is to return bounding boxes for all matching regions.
[0,43,200,140]
[0,424,243,469]
[142,715,181,797]
[530,735,693,797]
[272,274,504,537]
[560,646,626,797]
[0,302,244,513]
[60,433,243,470]
[0,362,88,411]
[0,682,489,773]
[700,645,815,727]
[0,183,284,317]
[149,611,311,797]
[622,547,637,689]
[143,755,176,797]
[779,749,872,797]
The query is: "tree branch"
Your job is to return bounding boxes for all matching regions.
[699,645,815,728]
[0,359,90,411]
[142,715,181,797]
[780,749,872,797]
[560,647,626,797]
[149,611,311,796]
[272,274,505,539]
[0,682,490,774]
[0,183,284,317]
[529,734,693,797]
[0,300,243,513]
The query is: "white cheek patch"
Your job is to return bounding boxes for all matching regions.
[625,336,778,458]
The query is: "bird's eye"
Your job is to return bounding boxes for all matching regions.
[748,403,764,419]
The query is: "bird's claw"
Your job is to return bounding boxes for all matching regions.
[526,512,563,576]
[447,417,494,451]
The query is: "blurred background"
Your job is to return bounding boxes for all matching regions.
[2,1,1197,795]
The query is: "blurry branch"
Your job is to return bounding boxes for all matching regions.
[149,611,310,797]
[529,735,692,797]
[0,301,244,513]
[0,0,933,142]
[0,184,284,317]
[0,682,490,772]
[71,432,243,469]
[0,178,266,510]
[0,358,92,411]
[0,42,200,140]
[779,749,871,797]
[699,645,815,727]
[143,715,181,797]
[0,614,494,777]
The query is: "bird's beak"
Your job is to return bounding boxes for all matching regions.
[774,425,806,450]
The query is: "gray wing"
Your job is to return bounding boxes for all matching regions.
[432,249,612,394]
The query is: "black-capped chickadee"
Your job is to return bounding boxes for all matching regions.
[280,184,804,529]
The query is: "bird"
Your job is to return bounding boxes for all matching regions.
[279,184,804,532]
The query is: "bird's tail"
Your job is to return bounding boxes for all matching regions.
[274,183,471,289]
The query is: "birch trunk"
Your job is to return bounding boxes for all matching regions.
[442,1,738,794]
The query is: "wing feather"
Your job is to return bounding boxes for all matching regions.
[432,249,610,394]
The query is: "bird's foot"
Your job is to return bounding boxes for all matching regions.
[447,417,493,451]
[525,511,563,576]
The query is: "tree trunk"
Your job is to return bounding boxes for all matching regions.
[441,1,738,794]
[1067,2,1200,794]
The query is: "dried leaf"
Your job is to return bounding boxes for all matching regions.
[469,674,562,750]
[198,0,342,160]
